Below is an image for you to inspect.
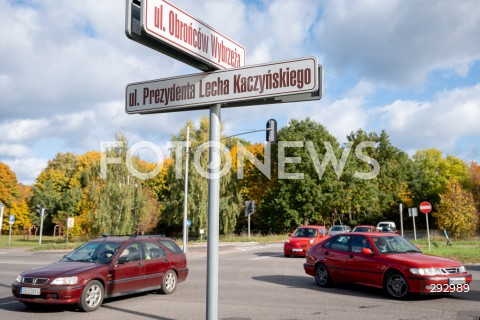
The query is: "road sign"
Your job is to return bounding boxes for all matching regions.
[126,57,321,114]
[67,218,74,229]
[186,219,191,227]
[126,0,246,71]
[9,214,15,224]
[408,207,418,217]
[419,201,432,214]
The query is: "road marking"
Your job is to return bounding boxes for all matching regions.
[0,301,19,305]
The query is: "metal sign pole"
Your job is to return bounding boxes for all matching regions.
[39,208,45,247]
[183,126,190,252]
[426,213,431,251]
[0,203,4,239]
[399,202,403,237]
[412,209,417,241]
[206,104,221,320]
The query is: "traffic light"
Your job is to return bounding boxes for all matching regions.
[266,119,277,142]
[35,204,42,216]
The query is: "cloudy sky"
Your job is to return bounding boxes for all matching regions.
[1,0,480,185]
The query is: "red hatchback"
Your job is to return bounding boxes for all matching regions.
[284,226,328,257]
[12,235,188,312]
[304,232,472,298]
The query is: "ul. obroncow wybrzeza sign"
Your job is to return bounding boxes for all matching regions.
[126,0,246,71]
[126,57,321,114]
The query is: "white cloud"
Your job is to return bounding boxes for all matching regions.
[315,0,480,86]
[0,144,29,157]
[373,84,480,152]
[3,157,49,185]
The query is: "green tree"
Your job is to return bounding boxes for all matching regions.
[162,119,242,236]
[434,177,478,239]
[258,118,343,233]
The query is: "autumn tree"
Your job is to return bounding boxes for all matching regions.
[434,177,478,239]
[258,118,344,233]
[162,119,242,236]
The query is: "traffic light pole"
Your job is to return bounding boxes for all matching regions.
[39,208,45,247]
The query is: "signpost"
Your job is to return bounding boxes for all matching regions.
[126,0,246,71]
[419,201,432,250]
[408,207,418,240]
[126,57,321,114]
[8,214,15,245]
[0,203,4,239]
[125,1,322,318]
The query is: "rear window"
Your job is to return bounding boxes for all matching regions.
[159,239,183,254]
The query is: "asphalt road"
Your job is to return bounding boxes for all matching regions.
[0,243,479,320]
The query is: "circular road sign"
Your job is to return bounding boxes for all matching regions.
[419,201,432,214]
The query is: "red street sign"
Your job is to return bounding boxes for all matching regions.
[419,201,432,214]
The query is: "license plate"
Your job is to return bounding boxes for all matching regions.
[448,277,466,285]
[20,287,41,295]
[292,249,303,252]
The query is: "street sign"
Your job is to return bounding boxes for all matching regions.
[408,207,418,217]
[126,0,246,71]
[126,57,321,114]
[186,219,191,227]
[9,214,15,224]
[419,201,432,214]
[67,218,74,229]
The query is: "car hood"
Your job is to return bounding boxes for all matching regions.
[287,237,313,244]
[384,253,463,268]
[21,261,104,278]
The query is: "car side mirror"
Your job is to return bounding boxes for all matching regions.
[117,256,130,264]
[361,248,374,255]
[288,233,292,237]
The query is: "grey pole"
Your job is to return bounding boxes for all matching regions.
[183,126,190,252]
[206,104,221,320]
[399,202,403,237]
[0,203,4,239]
[39,208,45,246]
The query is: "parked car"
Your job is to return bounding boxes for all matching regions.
[284,226,328,257]
[303,233,472,298]
[376,221,397,233]
[328,225,351,236]
[352,225,376,232]
[12,235,188,312]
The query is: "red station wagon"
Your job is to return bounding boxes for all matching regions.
[12,235,188,312]
[304,232,472,298]
[284,225,328,257]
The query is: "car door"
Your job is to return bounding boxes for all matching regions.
[348,235,383,286]
[322,235,352,283]
[110,242,146,295]
[143,241,170,289]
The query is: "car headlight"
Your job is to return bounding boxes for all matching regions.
[51,276,78,285]
[458,266,466,273]
[410,268,442,275]
[16,275,23,283]
[309,239,314,244]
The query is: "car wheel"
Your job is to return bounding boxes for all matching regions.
[160,270,177,294]
[284,254,290,257]
[79,280,104,312]
[314,264,331,287]
[384,271,409,299]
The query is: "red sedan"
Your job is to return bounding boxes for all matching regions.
[303,232,472,298]
[12,235,188,312]
[284,226,328,257]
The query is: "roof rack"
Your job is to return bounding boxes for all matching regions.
[100,234,166,238]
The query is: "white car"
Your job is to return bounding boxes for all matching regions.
[376,221,397,232]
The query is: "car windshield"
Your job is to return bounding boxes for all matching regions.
[371,236,421,254]
[330,226,344,231]
[378,223,390,228]
[293,228,318,237]
[61,241,122,264]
